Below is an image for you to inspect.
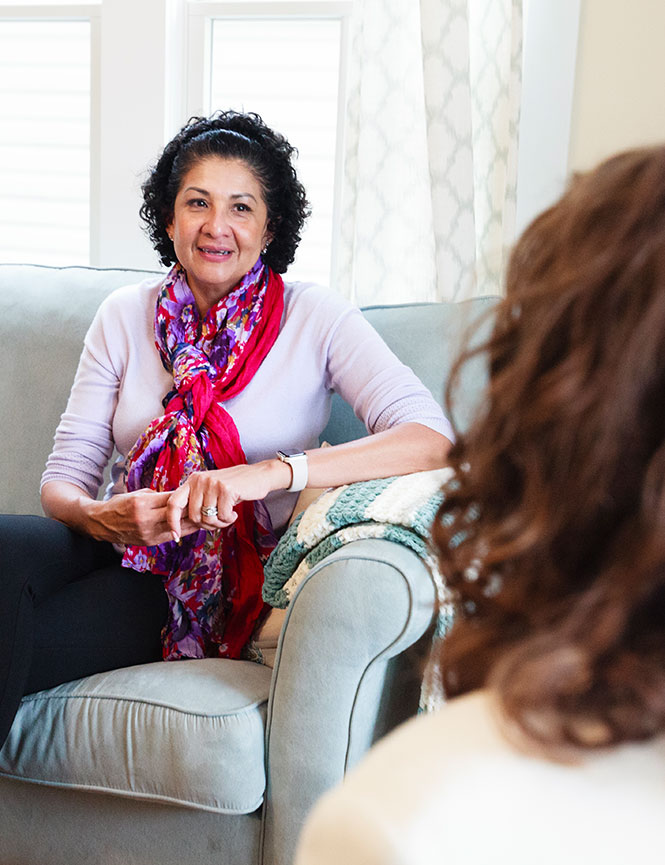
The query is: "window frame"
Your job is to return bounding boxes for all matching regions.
[186,0,352,288]
[515,0,582,234]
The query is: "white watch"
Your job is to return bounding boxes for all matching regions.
[276,449,308,493]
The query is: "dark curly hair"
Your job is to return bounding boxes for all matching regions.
[434,145,665,755]
[140,111,310,272]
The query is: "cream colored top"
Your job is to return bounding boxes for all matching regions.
[295,690,665,865]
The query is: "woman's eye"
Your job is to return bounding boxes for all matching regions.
[187,198,207,208]
[234,203,250,213]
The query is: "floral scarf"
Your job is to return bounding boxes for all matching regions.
[122,258,283,660]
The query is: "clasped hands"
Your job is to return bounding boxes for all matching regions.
[96,460,290,547]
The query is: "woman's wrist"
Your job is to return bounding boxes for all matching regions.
[264,457,296,492]
[77,496,111,542]
[41,482,112,542]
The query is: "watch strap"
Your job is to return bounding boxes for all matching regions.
[277,450,308,493]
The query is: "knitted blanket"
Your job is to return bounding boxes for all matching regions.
[262,468,456,710]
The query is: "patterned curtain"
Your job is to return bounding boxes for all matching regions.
[337,0,523,304]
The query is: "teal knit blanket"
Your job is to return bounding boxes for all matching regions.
[263,468,456,710]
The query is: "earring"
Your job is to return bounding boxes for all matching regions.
[262,242,270,255]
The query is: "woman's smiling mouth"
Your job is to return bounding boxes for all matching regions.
[198,247,233,257]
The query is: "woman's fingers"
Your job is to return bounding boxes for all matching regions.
[165,484,189,541]
[166,472,240,536]
[195,487,237,527]
[191,486,238,528]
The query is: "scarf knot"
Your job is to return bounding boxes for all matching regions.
[171,343,214,390]
[121,260,284,660]
[166,343,217,430]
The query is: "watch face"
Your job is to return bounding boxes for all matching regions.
[279,449,306,459]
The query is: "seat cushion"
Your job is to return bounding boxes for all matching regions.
[0,658,272,814]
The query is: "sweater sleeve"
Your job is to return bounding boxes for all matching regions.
[324,302,454,441]
[41,295,124,499]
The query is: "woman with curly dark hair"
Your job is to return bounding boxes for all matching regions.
[0,111,452,748]
[296,145,665,864]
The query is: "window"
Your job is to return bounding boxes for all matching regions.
[0,14,92,264]
[190,2,351,287]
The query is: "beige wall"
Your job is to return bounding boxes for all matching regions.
[569,0,665,171]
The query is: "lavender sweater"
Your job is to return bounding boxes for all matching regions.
[42,276,453,532]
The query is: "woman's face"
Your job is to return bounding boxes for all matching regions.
[167,156,271,313]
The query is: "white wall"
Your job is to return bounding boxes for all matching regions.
[569,0,665,171]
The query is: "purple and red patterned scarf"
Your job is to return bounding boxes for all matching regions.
[122,258,283,660]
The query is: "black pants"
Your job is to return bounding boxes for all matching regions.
[0,515,169,750]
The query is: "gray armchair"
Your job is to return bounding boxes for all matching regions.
[0,264,496,865]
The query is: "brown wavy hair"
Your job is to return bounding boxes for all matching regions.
[434,145,665,752]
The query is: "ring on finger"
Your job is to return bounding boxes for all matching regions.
[201,505,219,517]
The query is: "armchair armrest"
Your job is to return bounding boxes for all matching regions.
[260,538,437,865]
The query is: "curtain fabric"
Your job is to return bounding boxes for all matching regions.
[338,0,523,304]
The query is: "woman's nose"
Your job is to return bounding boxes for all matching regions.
[202,208,230,236]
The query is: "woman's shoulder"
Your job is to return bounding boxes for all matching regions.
[350,690,505,781]
[95,273,164,322]
[295,693,498,865]
[344,688,665,801]
[280,280,364,351]
[84,274,164,361]
[297,690,665,864]
[282,279,356,319]
[304,692,505,820]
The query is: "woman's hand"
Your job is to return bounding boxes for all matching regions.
[85,489,200,546]
[41,481,199,547]
[166,460,291,539]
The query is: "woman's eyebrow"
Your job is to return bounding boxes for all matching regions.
[183,187,257,203]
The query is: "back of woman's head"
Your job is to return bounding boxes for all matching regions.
[435,145,665,752]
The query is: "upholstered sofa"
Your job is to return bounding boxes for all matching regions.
[0,263,496,865]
